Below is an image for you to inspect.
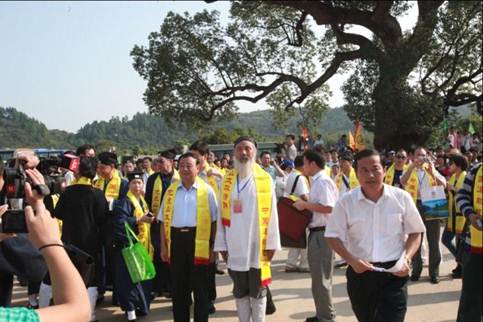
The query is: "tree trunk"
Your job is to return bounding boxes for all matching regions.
[372,68,435,151]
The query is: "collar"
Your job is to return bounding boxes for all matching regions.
[178,180,199,191]
[356,184,389,202]
[311,169,324,181]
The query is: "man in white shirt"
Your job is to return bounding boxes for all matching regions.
[293,150,338,322]
[326,149,425,322]
[400,147,446,283]
[284,134,298,161]
[214,136,281,322]
[283,156,310,273]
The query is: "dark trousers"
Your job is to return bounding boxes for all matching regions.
[441,228,459,259]
[0,273,13,306]
[346,265,408,322]
[207,262,217,302]
[412,202,442,277]
[151,221,171,295]
[170,228,209,322]
[457,252,482,322]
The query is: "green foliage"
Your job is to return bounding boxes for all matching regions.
[1,107,361,151]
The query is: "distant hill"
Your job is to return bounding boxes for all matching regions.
[0,106,362,153]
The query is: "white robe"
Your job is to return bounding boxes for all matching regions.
[214,175,281,271]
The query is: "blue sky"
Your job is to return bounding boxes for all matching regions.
[0,1,416,133]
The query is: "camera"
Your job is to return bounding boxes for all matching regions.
[1,154,53,234]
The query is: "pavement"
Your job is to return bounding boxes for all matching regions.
[11,245,461,322]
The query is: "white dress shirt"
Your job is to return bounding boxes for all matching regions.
[283,170,309,198]
[214,175,281,271]
[308,170,338,228]
[325,184,426,263]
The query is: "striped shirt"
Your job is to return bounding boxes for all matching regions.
[456,163,481,217]
[0,307,39,322]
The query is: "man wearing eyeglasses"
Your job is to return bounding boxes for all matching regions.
[384,149,408,189]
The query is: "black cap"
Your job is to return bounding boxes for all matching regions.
[98,152,118,166]
[126,171,144,182]
[234,136,257,148]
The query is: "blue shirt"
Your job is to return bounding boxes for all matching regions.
[158,180,218,227]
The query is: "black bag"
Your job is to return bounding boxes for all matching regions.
[64,244,95,287]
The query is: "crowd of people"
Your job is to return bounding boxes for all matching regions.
[0,130,481,322]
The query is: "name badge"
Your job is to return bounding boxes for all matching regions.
[233,199,243,213]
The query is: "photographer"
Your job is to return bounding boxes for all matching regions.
[400,147,446,284]
[0,152,44,307]
[0,168,90,322]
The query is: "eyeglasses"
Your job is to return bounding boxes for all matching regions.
[395,155,406,159]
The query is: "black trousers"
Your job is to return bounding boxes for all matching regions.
[346,264,408,322]
[151,221,171,295]
[0,273,13,306]
[170,228,209,322]
[457,252,482,322]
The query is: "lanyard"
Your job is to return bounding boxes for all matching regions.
[237,175,252,199]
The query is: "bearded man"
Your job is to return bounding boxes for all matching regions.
[214,136,281,322]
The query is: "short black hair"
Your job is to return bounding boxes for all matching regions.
[339,151,354,162]
[354,149,381,170]
[450,154,469,171]
[294,155,304,168]
[178,152,200,165]
[159,150,176,160]
[76,144,95,156]
[303,150,325,169]
[98,152,118,167]
[79,157,97,179]
[189,140,210,156]
[260,151,271,158]
[143,157,152,162]
[286,134,295,140]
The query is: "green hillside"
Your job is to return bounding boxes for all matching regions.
[0,106,362,153]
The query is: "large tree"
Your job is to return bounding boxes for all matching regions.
[132,0,481,149]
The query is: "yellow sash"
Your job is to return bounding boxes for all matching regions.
[126,191,154,258]
[203,164,220,198]
[404,166,436,203]
[447,172,467,233]
[94,171,122,200]
[163,177,211,265]
[72,177,92,186]
[335,168,359,191]
[471,166,482,253]
[324,165,332,178]
[221,164,273,286]
[384,164,408,186]
[151,170,180,215]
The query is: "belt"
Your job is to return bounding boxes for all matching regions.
[171,227,196,233]
[370,260,398,269]
[309,226,326,233]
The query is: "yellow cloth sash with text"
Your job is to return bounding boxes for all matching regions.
[470,166,482,254]
[384,164,409,186]
[163,177,211,265]
[203,164,220,199]
[126,191,154,259]
[94,170,122,200]
[221,163,273,286]
[447,171,467,233]
[404,166,436,203]
[151,170,180,215]
[335,168,359,191]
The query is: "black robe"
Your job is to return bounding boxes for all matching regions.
[54,184,108,286]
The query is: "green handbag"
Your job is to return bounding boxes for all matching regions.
[121,222,156,283]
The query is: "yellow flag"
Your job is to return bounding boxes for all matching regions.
[354,121,365,151]
[348,131,355,150]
